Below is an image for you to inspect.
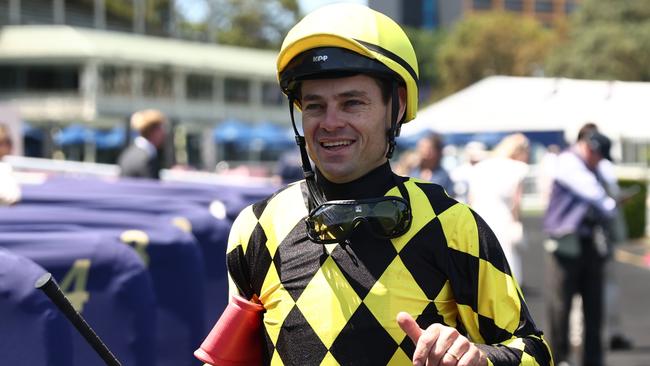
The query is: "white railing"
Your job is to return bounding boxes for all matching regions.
[4,155,120,177]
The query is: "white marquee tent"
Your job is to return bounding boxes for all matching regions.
[401,76,650,143]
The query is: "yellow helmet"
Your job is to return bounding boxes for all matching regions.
[277,3,419,123]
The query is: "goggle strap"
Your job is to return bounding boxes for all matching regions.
[394,175,411,203]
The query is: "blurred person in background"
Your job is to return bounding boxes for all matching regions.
[0,123,21,205]
[467,133,530,285]
[543,130,616,366]
[575,123,634,351]
[537,143,562,207]
[392,148,418,176]
[451,141,488,203]
[118,109,167,179]
[410,132,455,195]
[273,150,304,186]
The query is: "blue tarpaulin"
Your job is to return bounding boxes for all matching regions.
[396,130,566,150]
[54,124,94,146]
[212,119,252,144]
[250,121,294,148]
[94,126,128,150]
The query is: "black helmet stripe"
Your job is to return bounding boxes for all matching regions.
[355,39,419,85]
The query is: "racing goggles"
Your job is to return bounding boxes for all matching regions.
[306,196,412,244]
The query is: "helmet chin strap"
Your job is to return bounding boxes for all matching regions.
[288,95,326,211]
[386,80,400,159]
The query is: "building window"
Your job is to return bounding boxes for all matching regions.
[0,66,19,91]
[472,0,492,10]
[535,0,554,12]
[224,78,250,103]
[186,73,213,101]
[101,65,132,96]
[621,139,650,166]
[505,0,524,11]
[143,68,172,98]
[0,65,79,92]
[565,0,577,13]
[262,81,283,106]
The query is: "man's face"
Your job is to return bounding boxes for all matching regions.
[586,149,603,169]
[580,141,602,169]
[416,138,439,165]
[300,75,398,183]
[0,139,12,159]
[148,124,166,149]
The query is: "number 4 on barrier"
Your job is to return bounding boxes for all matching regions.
[59,258,91,313]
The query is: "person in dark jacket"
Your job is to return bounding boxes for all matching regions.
[118,109,167,179]
[543,130,616,366]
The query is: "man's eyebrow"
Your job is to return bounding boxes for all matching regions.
[301,93,322,102]
[338,90,369,99]
[302,89,369,101]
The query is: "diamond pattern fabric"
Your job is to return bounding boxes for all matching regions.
[224,179,552,365]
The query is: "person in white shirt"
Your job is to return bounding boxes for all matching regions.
[0,123,21,205]
[468,133,530,283]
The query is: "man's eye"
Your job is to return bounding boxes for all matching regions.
[345,100,364,107]
[304,103,323,111]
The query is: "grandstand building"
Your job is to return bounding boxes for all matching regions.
[0,0,288,168]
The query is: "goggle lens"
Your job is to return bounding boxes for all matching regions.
[306,197,411,244]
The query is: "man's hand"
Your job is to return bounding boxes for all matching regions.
[397,312,487,366]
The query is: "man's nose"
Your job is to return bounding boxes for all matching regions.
[320,106,346,132]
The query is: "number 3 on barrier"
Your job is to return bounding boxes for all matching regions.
[59,258,91,312]
[120,230,150,266]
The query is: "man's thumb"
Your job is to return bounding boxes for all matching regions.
[397,311,422,344]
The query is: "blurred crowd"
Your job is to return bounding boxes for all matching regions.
[0,123,21,205]
[395,131,531,285]
[394,124,636,366]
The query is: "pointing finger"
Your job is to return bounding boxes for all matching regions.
[397,311,422,344]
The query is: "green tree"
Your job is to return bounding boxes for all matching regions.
[203,0,299,49]
[545,0,650,81]
[436,12,555,95]
[98,0,171,25]
[403,27,446,102]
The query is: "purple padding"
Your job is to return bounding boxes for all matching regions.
[0,205,205,366]
[19,188,231,279]
[20,177,243,339]
[0,234,155,366]
[28,175,275,220]
[0,249,73,366]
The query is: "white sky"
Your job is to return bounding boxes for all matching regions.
[299,0,367,13]
[177,0,367,22]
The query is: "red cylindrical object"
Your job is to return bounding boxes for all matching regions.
[194,295,265,366]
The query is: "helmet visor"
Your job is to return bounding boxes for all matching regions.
[279,47,398,95]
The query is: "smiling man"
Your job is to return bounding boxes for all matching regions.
[214,3,553,366]
[300,75,398,183]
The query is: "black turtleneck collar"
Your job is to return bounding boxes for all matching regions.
[315,161,397,200]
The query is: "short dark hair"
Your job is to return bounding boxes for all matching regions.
[577,122,598,142]
[373,76,394,104]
